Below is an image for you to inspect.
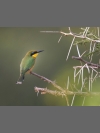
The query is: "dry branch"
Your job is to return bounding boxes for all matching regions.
[40,30,100,43]
[34,87,100,96]
[72,56,100,68]
[73,66,99,69]
[30,71,66,92]
[34,87,66,96]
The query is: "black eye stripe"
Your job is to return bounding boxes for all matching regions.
[33,51,37,54]
[31,51,37,56]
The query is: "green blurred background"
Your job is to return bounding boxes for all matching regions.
[0,27,100,106]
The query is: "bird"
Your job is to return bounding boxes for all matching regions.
[16,50,44,84]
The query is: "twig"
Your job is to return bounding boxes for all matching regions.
[40,30,100,43]
[67,76,69,89]
[34,87,69,106]
[34,87,65,96]
[30,72,66,92]
[58,35,63,43]
[83,27,88,36]
[90,42,96,62]
[76,45,80,57]
[66,36,75,61]
[78,71,81,85]
[72,56,100,68]
[84,27,90,37]
[74,69,76,83]
[91,69,94,91]
[73,66,99,69]
[82,97,86,106]
[34,87,100,96]
[65,96,69,106]
[97,27,100,37]
[71,94,76,106]
[68,27,71,33]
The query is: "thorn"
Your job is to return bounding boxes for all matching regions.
[37,91,39,96]
[80,51,87,57]
[16,82,22,84]
[66,36,75,61]
[58,35,63,43]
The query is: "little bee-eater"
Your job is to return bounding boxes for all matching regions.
[16,50,44,84]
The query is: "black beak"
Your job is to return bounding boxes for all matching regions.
[31,50,44,56]
[37,50,44,53]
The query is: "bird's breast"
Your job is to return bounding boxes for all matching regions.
[26,65,34,74]
[20,56,35,74]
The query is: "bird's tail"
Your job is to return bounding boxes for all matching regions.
[16,74,25,84]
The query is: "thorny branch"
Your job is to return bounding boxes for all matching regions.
[40,29,100,43]
[34,27,100,106]
[30,72,70,106]
[72,56,100,68]
[34,87,66,96]
[73,66,99,69]
[34,87,100,96]
[30,71,66,92]
[31,71,100,97]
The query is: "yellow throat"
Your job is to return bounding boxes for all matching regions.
[32,53,38,58]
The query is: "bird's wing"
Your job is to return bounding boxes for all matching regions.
[20,57,35,74]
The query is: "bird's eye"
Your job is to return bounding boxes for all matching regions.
[30,53,33,56]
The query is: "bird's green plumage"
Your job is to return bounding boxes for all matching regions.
[20,54,35,75]
[16,50,44,84]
